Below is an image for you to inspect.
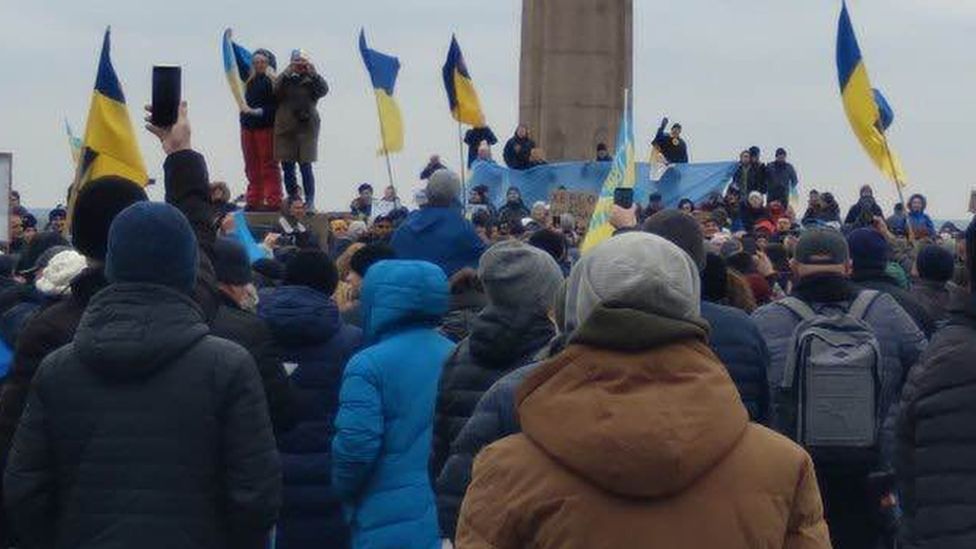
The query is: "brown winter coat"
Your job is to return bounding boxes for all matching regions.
[273,69,328,163]
[456,318,830,549]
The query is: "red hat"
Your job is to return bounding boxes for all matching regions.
[754,219,776,235]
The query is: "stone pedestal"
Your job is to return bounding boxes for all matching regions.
[519,0,633,162]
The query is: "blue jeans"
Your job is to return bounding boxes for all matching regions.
[281,161,314,207]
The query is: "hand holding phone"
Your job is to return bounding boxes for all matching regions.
[151,65,181,127]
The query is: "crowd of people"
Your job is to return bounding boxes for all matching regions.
[0,96,973,549]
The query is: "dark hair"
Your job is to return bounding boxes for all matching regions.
[527,229,567,263]
[349,243,396,278]
[701,252,728,303]
[677,198,695,211]
[726,251,757,275]
[471,209,493,228]
[672,123,682,130]
[284,249,339,295]
[764,243,790,271]
[373,215,391,225]
[596,142,608,151]
[358,183,374,193]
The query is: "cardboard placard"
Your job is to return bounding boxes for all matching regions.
[550,189,598,224]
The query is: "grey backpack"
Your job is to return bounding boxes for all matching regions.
[778,290,882,463]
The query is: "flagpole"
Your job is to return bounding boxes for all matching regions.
[458,120,466,201]
[371,92,396,191]
[879,132,913,242]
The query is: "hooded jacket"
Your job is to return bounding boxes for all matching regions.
[456,233,829,548]
[391,207,485,277]
[896,289,976,548]
[258,285,362,549]
[907,194,936,236]
[3,283,281,549]
[331,261,454,549]
[496,197,530,228]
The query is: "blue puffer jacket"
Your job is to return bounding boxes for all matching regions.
[391,207,485,276]
[258,286,363,549]
[332,260,453,549]
[701,301,770,424]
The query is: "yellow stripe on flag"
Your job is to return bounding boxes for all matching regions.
[842,63,906,185]
[83,92,147,185]
[375,90,404,154]
[453,70,485,127]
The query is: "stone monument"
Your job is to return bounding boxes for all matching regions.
[519,0,633,162]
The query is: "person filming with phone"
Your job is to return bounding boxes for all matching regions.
[274,49,328,210]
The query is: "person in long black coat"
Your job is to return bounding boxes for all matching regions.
[895,220,976,548]
[3,202,281,549]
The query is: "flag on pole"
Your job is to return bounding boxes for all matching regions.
[359,29,404,154]
[581,92,635,254]
[221,29,254,112]
[836,1,906,185]
[65,119,82,166]
[76,28,147,188]
[442,35,486,127]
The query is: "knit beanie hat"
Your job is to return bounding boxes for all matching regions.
[916,244,955,283]
[105,202,199,293]
[426,169,461,207]
[35,249,87,296]
[641,210,706,270]
[563,232,702,335]
[213,237,253,286]
[71,176,149,261]
[846,228,888,271]
[284,249,339,295]
[478,240,564,312]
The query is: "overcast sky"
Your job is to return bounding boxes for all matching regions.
[1,0,974,218]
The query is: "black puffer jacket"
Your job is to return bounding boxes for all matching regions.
[432,308,553,536]
[212,293,298,434]
[3,283,281,549]
[896,290,976,548]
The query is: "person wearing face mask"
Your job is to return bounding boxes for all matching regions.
[211,237,298,436]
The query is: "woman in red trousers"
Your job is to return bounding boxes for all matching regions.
[240,49,282,211]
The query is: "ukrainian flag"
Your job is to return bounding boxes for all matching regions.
[222,29,253,112]
[837,2,905,185]
[77,28,147,187]
[581,92,635,254]
[359,29,404,154]
[442,35,485,127]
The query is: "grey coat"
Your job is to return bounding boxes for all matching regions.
[752,274,927,458]
[274,69,328,163]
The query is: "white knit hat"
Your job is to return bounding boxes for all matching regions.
[35,249,87,296]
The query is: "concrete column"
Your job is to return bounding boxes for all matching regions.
[519,0,633,162]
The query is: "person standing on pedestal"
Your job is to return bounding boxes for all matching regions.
[275,49,328,210]
[240,49,282,212]
[652,117,689,164]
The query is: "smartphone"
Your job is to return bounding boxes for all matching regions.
[552,215,561,228]
[151,65,182,127]
[613,187,634,209]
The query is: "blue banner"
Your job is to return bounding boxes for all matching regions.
[467,160,737,209]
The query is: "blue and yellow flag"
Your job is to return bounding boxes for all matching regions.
[77,28,147,187]
[359,29,404,154]
[222,29,253,112]
[442,35,486,127]
[65,118,82,166]
[837,2,906,185]
[581,93,635,254]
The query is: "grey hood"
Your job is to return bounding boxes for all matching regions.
[564,232,703,336]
